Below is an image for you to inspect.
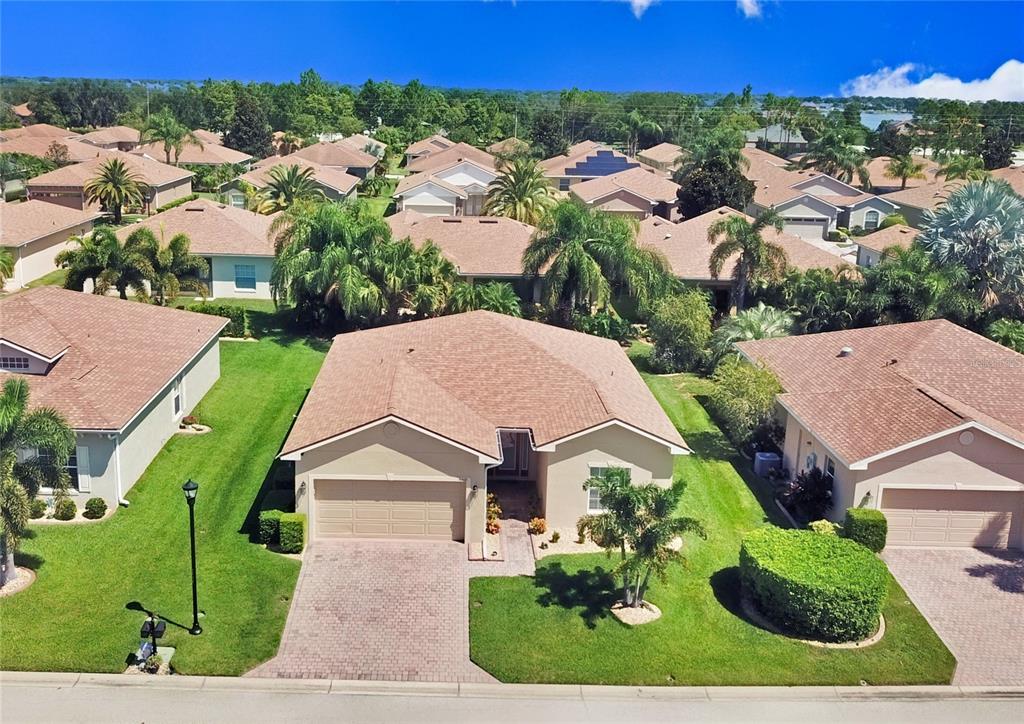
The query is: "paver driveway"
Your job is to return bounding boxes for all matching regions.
[883,548,1024,686]
[249,540,496,682]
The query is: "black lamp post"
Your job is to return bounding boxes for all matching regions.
[181,479,202,636]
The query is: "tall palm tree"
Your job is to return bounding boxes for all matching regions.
[884,155,927,190]
[0,248,14,289]
[675,125,749,182]
[936,154,988,182]
[56,226,154,300]
[707,209,789,311]
[277,131,304,156]
[798,128,870,188]
[483,157,556,225]
[141,108,203,165]
[123,227,209,305]
[83,158,145,223]
[0,378,75,588]
[256,164,327,214]
[621,109,663,157]
[710,303,794,364]
[447,280,522,317]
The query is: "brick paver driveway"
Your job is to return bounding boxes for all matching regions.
[884,548,1024,686]
[249,540,496,682]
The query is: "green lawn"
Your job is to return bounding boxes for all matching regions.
[469,372,956,686]
[0,310,326,675]
[25,268,68,289]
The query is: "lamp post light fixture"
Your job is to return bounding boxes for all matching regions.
[140,615,166,660]
[181,479,202,636]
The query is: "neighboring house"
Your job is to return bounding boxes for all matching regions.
[132,141,252,167]
[856,224,919,267]
[0,287,226,507]
[883,166,1024,229]
[78,126,142,151]
[279,311,688,551]
[26,151,193,214]
[737,320,1024,550]
[569,166,680,219]
[404,143,496,176]
[541,143,652,192]
[0,136,111,164]
[191,129,223,146]
[392,157,497,217]
[222,157,359,207]
[864,155,939,194]
[337,133,387,159]
[637,206,845,311]
[0,200,101,290]
[404,134,455,165]
[742,147,897,240]
[284,142,377,179]
[0,124,79,141]
[116,198,276,299]
[11,102,34,125]
[486,137,530,156]
[744,125,809,153]
[637,142,683,173]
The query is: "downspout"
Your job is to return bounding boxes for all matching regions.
[108,433,130,507]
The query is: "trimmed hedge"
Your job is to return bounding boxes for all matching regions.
[156,193,199,214]
[739,527,888,642]
[29,499,47,519]
[279,513,306,553]
[53,498,77,521]
[844,508,888,553]
[189,303,247,338]
[83,497,108,520]
[259,509,284,545]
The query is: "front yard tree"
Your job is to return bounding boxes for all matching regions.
[124,227,209,305]
[257,164,327,214]
[57,226,155,300]
[141,108,203,165]
[83,158,145,223]
[483,157,556,225]
[675,157,755,220]
[707,209,788,312]
[0,248,13,288]
[981,127,1014,170]
[225,90,273,160]
[578,468,705,609]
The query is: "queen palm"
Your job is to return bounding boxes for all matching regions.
[0,248,14,289]
[710,303,794,364]
[483,157,556,225]
[798,129,871,188]
[83,158,145,223]
[277,131,304,156]
[124,227,209,305]
[56,226,154,300]
[257,164,327,214]
[447,280,522,317]
[884,155,927,190]
[141,108,203,165]
[707,209,788,311]
[936,154,988,182]
[861,245,980,326]
[621,109,663,157]
[0,378,75,588]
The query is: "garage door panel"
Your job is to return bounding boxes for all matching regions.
[314,479,464,541]
[881,488,1020,549]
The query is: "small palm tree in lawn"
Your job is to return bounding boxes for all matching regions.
[621,109,663,157]
[0,378,75,588]
[707,209,789,312]
[83,158,145,223]
[124,227,209,305]
[884,155,927,190]
[56,226,154,300]
[141,108,203,165]
[936,154,988,182]
[577,468,705,609]
[710,303,794,364]
[483,157,556,225]
[0,247,14,289]
[257,165,327,214]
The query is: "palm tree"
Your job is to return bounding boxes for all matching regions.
[141,108,203,165]
[483,158,556,225]
[710,303,794,364]
[278,131,304,156]
[936,154,988,182]
[798,128,871,188]
[707,209,789,312]
[123,227,209,305]
[83,158,145,223]
[0,248,14,289]
[0,378,75,588]
[447,281,522,317]
[675,125,749,182]
[256,165,327,214]
[776,267,863,333]
[621,109,663,157]
[884,155,927,190]
[56,226,154,300]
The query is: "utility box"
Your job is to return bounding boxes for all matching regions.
[754,452,781,477]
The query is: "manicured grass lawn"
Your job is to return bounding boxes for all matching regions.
[0,314,325,675]
[25,268,68,289]
[469,371,956,686]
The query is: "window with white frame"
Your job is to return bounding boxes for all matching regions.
[34,447,80,491]
[823,456,836,483]
[234,264,257,290]
[864,210,880,230]
[172,376,183,418]
[0,356,30,370]
[229,194,246,208]
[558,178,570,191]
[587,466,631,512]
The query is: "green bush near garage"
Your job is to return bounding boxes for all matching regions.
[278,513,306,554]
[843,508,888,552]
[258,509,284,545]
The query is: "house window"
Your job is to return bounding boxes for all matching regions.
[558,178,570,191]
[0,356,30,370]
[34,447,79,491]
[824,456,836,484]
[864,210,880,230]
[229,193,245,208]
[172,376,183,418]
[587,466,630,512]
[234,264,256,291]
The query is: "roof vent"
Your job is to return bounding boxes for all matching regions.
[837,346,854,358]
[442,218,462,223]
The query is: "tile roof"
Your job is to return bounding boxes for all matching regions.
[405,134,455,157]
[282,311,687,458]
[637,207,845,281]
[385,210,534,276]
[405,143,496,174]
[0,124,79,141]
[11,103,33,118]
[736,320,1024,465]
[864,155,940,192]
[78,126,141,146]
[115,198,275,257]
[0,200,102,247]
[569,166,680,204]
[239,157,359,195]
[0,136,112,163]
[132,141,252,166]
[637,142,683,165]
[287,141,377,169]
[857,224,919,253]
[0,287,226,431]
[25,150,193,188]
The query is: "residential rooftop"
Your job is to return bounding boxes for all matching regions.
[116,198,276,257]
[0,200,102,247]
[26,150,193,188]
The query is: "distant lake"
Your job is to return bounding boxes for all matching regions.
[860,111,914,130]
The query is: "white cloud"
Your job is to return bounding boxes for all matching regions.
[736,0,762,19]
[628,0,656,18]
[841,60,1024,102]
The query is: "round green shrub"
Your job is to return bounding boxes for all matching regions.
[53,498,77,521]
[844,508,887,552]
[29,498,47,519]
[739,527,888,642]
[83,497,108,520]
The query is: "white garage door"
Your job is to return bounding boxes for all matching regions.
[881,488,1023,549]
[314,479,465,541]
[784,218,830,240]
[402,204,454,217]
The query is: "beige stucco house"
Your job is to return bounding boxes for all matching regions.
[569,166,680,219]
[393,158,497,217]
[1,288,226,506]
[738,321,1024,550]
[280,312,688,555]
[404,134,455,166]
[0,200,101,290]
[855,224,919,267]
[637,142,684,174]
[222,157,360,208]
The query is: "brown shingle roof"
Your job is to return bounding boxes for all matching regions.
[393,172,467,198]
[282,311,687,458]
[286,141,376,170]
[115,198,275,257]
[857,224,919,253]
[238,157,359,195]
[0,287,226,431]
[0,124,79,141]
[405,143,496,175]
[79,126,140,146]
[864,155,939,192]
[487,137,530,155]
[0,200,102,248]
[638,142,683,165]
[0,136,112,163]
[25,150,193,189]
[132,141,252,166]
[570,166,680,204]
[990,165,1024,196]
[405,134,455,158]
[192,129,223,146]
[736,320,1024,465]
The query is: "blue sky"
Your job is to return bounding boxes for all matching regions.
[2,1,1022,99]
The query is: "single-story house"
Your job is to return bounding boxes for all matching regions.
[222,157,360,207]
[744,125,809,153]
[404,134,455,165]
[742,147,898,240]
[393,157,497,217]
[883,167,1024,229]
[405,143,496,176]
[1,287,226,507]
[856,224,920,267]
[26,151,194,214]
[864,155,940,194]
[78,126,142,151]
[337,133,387,159]
[0,135,111,164]
[0,200,102,290]
[737,320,1024,550]
[486,137,530,156]
[132,140,252,167]
[283,142,377,179]
[541,143,653,192]
[191,129,223,146]
[279,311,688,552]
[637,142,684,173]
[637,206,846,311]
[0,124,79,141]
[116,198,276,299]
[569,166,680,219]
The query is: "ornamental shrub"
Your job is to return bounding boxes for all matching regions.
[83,497,108,520]
[844,508,888,553]
[53,498,77,521]
[278,513,306,553]
[259,509,285,544]
[189,303,247,338]
[527,517,547,535]
[648,290,713,373]
[29,499,47,519]
[156,193,199,213]
[808,519,840,536]
[706,358,783,449]
[739,527,888,642]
